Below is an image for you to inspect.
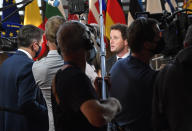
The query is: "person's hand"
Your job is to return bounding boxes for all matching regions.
[101,97,122,122]
[94,76,111,98]
[107,97,122,113]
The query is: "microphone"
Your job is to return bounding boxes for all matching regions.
[44,0,60,7]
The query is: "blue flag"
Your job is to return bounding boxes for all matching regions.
[1,0,22,38]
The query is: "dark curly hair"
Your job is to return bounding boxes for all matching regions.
[110,23,128,40]
[128,18,158,53]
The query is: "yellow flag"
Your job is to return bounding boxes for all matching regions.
[24,0,42,27]
[183,0,192,10]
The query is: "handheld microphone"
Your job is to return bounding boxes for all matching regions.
[44,0,60,7]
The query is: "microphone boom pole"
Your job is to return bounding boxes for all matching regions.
[99,1,112,130]
[99,0,107,100]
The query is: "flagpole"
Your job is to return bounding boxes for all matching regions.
[99,0,107,100]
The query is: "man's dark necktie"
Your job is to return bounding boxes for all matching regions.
[117,58,122,60]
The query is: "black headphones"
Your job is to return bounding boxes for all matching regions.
[67,20,94,50]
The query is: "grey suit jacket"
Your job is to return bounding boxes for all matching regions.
[32,50,64,131]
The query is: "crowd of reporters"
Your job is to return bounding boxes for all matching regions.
[0,15,192,131]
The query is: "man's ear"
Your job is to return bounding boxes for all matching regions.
[124,39,128,46]
[31,42,36,51]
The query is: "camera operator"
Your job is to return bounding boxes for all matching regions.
[152,25,192,131]
[109,18,162,131]
[51,21,121,131]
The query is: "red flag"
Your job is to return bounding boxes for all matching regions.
[105,0,126,39]
[88,0,109,47]
[88,0,100,24]
[88,0,106,25]
[68,14,79,21]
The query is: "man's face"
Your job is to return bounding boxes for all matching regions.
[110,29,127,53]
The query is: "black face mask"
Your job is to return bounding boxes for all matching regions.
[34,46,41,58]
[151,37,165,54]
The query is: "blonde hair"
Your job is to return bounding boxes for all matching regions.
[45,15,65,43]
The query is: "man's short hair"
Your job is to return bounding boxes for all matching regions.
[110,23,128,40]
[128,18,158,53]
[45,15,65,43]
[184,25,192,46]
[17,25,44,48]
[57,21,93,54]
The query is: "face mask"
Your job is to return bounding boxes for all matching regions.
[34,46,41,58]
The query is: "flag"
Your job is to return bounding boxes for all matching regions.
[39,3,64,60]
[146,0,162,13]
[24,0,43,28]
[105,0,126,39]
[165,0,177,12]
[44,3,63,21]
[68,14,79,21]
[128,0,143,26]
[24,1,64,60]
[1,0,21,38]
[183,0,192,10]
[88,0,106,25]
[88,0,109,47]
[127,12,134,27]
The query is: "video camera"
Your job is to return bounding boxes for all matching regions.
[68,0,88,15]
[136,9,192,57]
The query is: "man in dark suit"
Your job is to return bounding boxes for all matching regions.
[0,25,48,131]
[106,24,130,73]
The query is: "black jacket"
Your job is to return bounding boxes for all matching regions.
[106,55,117,74]
[153,47,192,131]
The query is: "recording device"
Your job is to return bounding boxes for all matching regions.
[136,10,192,57]
[135,12,150,19]
[44,0,60,7]
[68,0,88,15]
